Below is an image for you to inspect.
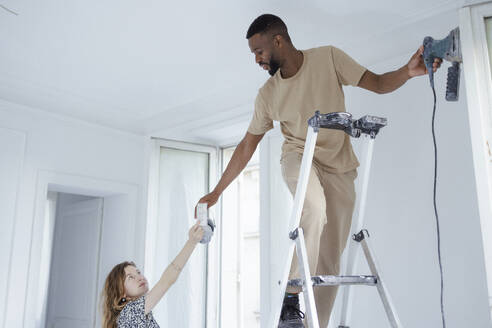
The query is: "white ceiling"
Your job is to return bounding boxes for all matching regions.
[0,0,469,145]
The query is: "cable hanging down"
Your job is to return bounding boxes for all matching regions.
[431,83,446,328]
[0,4,19,15]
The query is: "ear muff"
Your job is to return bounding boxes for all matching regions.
[200,219,215,244]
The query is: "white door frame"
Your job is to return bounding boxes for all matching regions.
[23,170,141,328]
[145,138,220,328]
[460,1,492,312]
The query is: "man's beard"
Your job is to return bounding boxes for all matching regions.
[268,57,280,76]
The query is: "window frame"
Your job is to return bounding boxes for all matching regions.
[145,137,220,328]
[460,2,492,310]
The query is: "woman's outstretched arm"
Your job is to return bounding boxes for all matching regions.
[144,223,204,314]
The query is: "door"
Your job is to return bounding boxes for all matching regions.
[45,196,103,328]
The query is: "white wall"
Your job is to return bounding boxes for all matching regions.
[0,126,26,327]
[343,52,490,328]
[0,99,148,328]
[261,51,491,327]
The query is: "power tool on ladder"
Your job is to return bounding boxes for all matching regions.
[268,111,403,328]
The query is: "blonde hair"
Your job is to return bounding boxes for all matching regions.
[101,261,136,328]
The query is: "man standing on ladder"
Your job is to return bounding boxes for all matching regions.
[196,14,441,328]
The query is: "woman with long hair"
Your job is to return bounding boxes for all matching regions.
[101,223,204,327]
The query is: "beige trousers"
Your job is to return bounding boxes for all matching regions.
[281,152,357,328]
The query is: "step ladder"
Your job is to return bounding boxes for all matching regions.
[268,111,403,328]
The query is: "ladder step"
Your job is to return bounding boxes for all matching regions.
[288,275,377,287]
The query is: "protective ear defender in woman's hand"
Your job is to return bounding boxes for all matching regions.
[200,219,215,244]
[196,203,215,244]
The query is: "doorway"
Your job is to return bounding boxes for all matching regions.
[24,171,141,328]
[43,192,103,328]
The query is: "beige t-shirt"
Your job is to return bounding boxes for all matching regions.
[247,46,367,173]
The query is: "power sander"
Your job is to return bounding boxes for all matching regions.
[422,27,462,101]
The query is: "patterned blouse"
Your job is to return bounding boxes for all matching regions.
[117,296,160,328]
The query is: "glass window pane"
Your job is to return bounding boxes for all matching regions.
[152,147,209,327]
[221,147,260,328]
[240,168,260,327]
[487,17,492,78]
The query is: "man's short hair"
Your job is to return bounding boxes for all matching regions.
[246,14,291,42]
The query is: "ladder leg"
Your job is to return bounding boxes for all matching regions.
[295,228,320,328]
[356,231,403,328]
[339,137,375,328]
[268,126,319,328]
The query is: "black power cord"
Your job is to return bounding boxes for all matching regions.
[0,4,19,15]
[431,84,446,328]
